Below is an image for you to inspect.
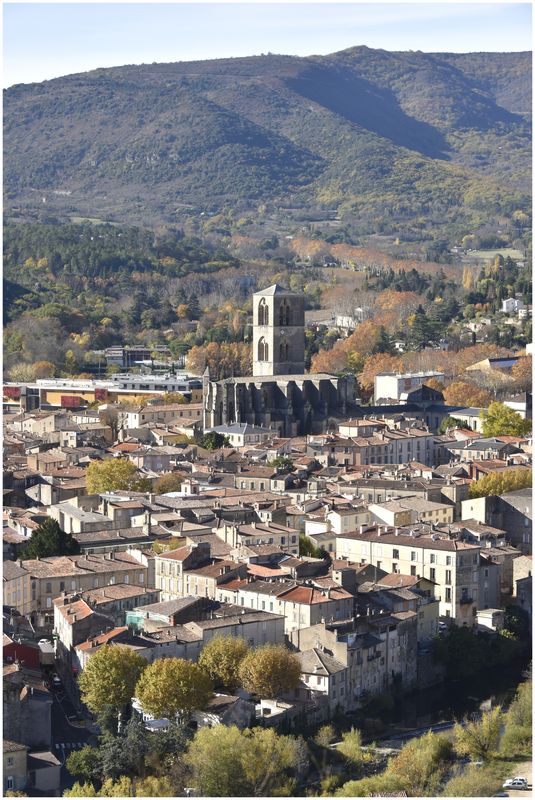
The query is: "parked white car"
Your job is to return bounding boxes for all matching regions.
[503,778,528,790]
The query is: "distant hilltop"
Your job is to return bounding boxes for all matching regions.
[3,47,531,239]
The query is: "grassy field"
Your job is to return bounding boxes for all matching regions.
[462,248,525,263]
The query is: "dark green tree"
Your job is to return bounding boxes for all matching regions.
[198,431,229,450]
[438,416,464,434]
[372,326,395,354]
[21,517,80,559]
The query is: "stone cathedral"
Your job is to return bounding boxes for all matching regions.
[203,284,356,437]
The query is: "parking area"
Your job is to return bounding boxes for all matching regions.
[503,761,532,797]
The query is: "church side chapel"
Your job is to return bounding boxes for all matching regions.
[203,285,356,436]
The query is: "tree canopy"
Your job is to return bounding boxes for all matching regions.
[480,401,532,437]
[78,645,147,722]
[86,458,151,494]
[454,707,503,762]
[238,644,301,698]
[198,431,230,450]
[468,467,532,498]
[21,517,80,559]
[134,658,213,722]
[198,635,249,692]
[185,725,299,796]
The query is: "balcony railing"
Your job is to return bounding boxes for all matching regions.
[459,596,474,605]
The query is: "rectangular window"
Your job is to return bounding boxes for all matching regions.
[393,549,399,559]
[430,568,436,581]
[7,757,14,767]
[430,554,436,564]
[446,570,452,585]
[46,582,52,594]
[445,588,452,602]
[59,581,65,591]
[410,566,416,576]
[446,556,452,566]
[6,778,14,790]
[411,552,416,561]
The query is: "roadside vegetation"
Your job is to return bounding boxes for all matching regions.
[65,634,531,797]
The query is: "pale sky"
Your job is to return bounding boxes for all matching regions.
[3,2,532,87]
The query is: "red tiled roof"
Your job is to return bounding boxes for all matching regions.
[75,627,128,652]
[52,597,93,622]
[158,546,191,561]
[279,585,352,605]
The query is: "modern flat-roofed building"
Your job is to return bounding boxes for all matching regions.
[374,371,445,402]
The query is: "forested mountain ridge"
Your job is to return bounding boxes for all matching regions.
[3,46,531,242]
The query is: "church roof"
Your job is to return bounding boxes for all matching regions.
[253,284,297,296]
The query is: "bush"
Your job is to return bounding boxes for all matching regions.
[442,763,506,797]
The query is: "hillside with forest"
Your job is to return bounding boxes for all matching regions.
[3,46,531,246]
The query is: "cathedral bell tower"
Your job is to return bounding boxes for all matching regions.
[252,284,305,377]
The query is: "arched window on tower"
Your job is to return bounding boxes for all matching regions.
[279,303,284,326]
[258,298,268,326]
[285,302,290,326]
[258,337,269,362]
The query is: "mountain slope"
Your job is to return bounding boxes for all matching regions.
[3,47,531,240]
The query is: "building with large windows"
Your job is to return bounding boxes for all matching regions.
[203,285,356,436]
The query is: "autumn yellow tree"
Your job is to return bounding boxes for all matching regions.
[511,356,532,392]
[32,360,56,378]
[443,381,492,408]
[238,644,301,699]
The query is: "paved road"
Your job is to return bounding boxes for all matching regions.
[51,687,94,792]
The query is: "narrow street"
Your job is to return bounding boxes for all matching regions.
[51,688,94,793]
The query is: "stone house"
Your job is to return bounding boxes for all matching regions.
[336,526,481,626]
[4,740,28,794]
[20,552,148,625]
[3,560,32,616]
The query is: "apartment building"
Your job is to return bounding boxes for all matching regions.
[3,560,32,616]
[122,403,203,429]
[461,488,533,554]
[336,526,481,625]
[290,612,418,708]
[19,553,148,625]
[214,521,300,555]
[369,497,455,527]
[217,578,354,635]
[154,542,247,602]
[309,427,437,468]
